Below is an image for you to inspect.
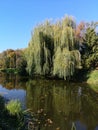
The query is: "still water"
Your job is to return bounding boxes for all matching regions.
[0,74,98,130]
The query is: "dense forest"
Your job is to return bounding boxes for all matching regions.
[0,16,98,81]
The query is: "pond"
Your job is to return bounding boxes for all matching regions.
[0,74,98,130]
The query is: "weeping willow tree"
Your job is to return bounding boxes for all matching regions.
[26,21,54,75]
[53,48,81,80]
[26,16,81,80]
[53,16,81,79]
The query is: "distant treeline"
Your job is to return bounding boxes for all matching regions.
[0,49,27,75]
[0,15,98,80]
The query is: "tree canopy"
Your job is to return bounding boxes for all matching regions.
[25,16,81,79]
[0,15,98,80]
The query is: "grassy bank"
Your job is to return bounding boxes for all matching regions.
[87,70,98,85]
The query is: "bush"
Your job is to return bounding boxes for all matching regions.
[87,70,98,84]
[6,99,22,116]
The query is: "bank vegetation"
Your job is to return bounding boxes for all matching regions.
[0,15,98,82]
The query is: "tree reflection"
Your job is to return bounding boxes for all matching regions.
[0,75,98,130]
[26,80,98,130]
[0,73,27,90]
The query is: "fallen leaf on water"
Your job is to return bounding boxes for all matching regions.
[47,119,53,124]
[56,127,60,130]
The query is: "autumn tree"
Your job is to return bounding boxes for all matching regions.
[0,49,27,75]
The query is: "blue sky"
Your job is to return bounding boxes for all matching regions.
[0,0,98,52]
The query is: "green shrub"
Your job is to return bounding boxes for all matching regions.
[6,99,22,116]
[87,70,98,84]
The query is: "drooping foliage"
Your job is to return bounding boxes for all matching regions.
[53,17,81,79]
[53,48,81,79]
[26,21,54,75]
[26,16,81,79]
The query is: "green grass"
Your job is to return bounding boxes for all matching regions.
[87,70,98,85]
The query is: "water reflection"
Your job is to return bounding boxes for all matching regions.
[26,79,98,130]
[0,74,98,130]
[0,74,27,108]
